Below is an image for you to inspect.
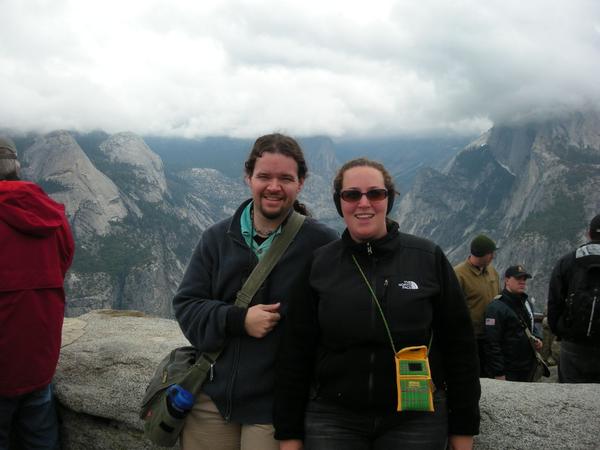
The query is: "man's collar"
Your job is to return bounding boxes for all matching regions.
[466,257,487,275]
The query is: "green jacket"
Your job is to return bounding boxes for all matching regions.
[454,259,500,338]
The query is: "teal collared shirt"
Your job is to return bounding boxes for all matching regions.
[240,202,283,259]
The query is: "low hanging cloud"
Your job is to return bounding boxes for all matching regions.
[1,0,599,138]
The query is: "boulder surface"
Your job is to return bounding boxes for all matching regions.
[56,310,600,449]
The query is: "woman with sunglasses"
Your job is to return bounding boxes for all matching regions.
[274,158,480,450]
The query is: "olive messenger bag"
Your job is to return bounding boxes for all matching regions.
[140,211,305,447]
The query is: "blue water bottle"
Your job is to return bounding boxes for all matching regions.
[166,384,195,419]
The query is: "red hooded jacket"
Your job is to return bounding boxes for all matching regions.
[0,181,74,397]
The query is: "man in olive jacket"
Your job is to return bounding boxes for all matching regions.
[454,234,501,377]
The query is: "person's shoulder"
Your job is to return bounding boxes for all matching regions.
[301,217,339,242]
[398,231,438,255]
[486,294,507,313]
[203,215,235,238]
[454,260,468,272]
[313,237,343,258]
[1,180,50,199]
[560,248,577,262]
[552,248,576,273]
[488,264,500,276]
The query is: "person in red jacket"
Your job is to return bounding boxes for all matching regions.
[0,136,74,449]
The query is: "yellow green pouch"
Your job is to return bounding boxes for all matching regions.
[351,256,435,413]
[395,345,435,412]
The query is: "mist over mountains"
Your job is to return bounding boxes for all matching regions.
[8,130,466,317]
[6,110,599,316]
[396,110,600,307]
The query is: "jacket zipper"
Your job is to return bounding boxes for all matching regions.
[224,334,241,421]
[221,222,259,422]
[368,353,375,405]
[367,241,376,406]
[383,278,389,308]
[588,289,598,337]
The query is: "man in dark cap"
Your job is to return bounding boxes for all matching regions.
[0,137,75,448]
[454,234,501,377]
[547,214,600,383]
[484,265,543,381]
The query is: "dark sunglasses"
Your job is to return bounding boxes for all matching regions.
[339,188,388,203]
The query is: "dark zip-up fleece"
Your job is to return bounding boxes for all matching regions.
[484,289,542,377]
[274,221,481,439]
[173,199,337,424]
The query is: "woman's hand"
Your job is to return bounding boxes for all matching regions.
[280,439,303,450]
[448,434,473,450]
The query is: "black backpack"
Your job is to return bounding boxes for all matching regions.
[563,249,600,343]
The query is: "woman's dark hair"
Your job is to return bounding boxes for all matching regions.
[244,133,310,216]
[333,157,396,194]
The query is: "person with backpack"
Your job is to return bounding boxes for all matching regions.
[547,214,600,383]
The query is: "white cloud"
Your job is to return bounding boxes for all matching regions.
[1,0,599,137]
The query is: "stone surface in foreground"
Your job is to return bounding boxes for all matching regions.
[56,310,600,450]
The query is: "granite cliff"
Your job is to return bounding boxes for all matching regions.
[12,111,600,316]
[19,131,241,317]
[396,110,600,307]
[16,131,338,317]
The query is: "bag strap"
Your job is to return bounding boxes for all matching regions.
[234,211,305,308]
[498,297,548,368]
[183,211,305,392]
[352,254,433,356]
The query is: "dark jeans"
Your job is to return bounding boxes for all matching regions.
[304,390,448,450]
[477,338,488,378]
[505,369,533,382]
[0,384,59,450]
[559,341,600,383]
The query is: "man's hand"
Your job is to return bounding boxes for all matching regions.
[244,303,281,338]
[280,439,303,450]
[533,338,543,351]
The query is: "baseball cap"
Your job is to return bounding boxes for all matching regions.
[505,265,532,279]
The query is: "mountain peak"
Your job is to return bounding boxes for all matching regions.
[98,133,168,203]
[22,131,128,237]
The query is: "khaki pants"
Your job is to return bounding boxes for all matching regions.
[181,393,279,450]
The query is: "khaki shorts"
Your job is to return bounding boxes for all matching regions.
[181,393,279,450]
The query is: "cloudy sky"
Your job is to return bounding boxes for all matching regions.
[1,0,599,138]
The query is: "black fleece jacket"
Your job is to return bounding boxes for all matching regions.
[173,199,337,424]
[274,222,481,439]
[484,289,542,377]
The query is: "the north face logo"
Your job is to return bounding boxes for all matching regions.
[398,281,419,289]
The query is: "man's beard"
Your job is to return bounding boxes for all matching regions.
[257,199,291,221]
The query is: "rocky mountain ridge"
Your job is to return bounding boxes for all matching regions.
[10,111,598,316]
[396,110,600,307]
[15,130,339,317]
